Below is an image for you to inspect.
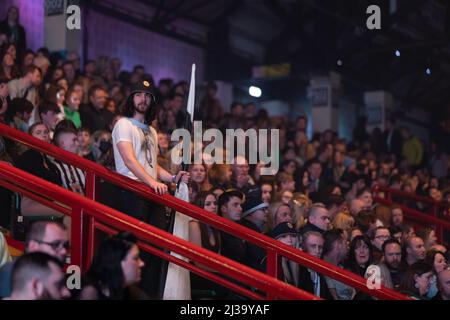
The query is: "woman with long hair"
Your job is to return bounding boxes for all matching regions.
[398,261,434,300]
[189,163,212,193]
[79,232,146,300]
[424,250,448,299]
[345,235,373,277]
[189,191,226,298]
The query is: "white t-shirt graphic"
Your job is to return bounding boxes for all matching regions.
[112,118,158,180]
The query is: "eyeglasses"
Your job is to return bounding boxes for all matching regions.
[33,239,70,251]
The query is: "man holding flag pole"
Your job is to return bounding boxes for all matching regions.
[112,77,190,298]
[162,63,197,300]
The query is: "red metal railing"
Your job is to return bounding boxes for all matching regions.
[0,124,409,299]
[0,162,318,300]
[373,185,450,243]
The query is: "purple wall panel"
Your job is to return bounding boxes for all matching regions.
[0,0,44,52]
[87,11,205,83]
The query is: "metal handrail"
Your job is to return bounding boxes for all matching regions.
[0,123,409,299]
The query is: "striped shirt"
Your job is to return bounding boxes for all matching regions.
[49,158,86,192]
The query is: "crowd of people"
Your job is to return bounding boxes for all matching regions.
[0,5,449,300]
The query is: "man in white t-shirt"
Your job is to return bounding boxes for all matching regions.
[112,80,189,217]
[112,80,189,298]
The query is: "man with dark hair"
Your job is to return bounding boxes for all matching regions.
[52,127,85,194]
[379,239,405,288]
[38,100,60,136]
[0,221,69,298]
[111,80,188,298]
[5,97,33,132]
[323,229,355,300]
[390,204,404,227]
[79,85,114,132]
[240,187,268,271]
[371,226,391,264]
[298,231,332,299]
[7,252,70,300]
[8,65,42,108]
[218,190,246,263]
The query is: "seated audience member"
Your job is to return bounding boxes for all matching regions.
[260,181,273,204]
[91,129,114,169]
[240,187,268,271]
[405,236,426,266]
[349,198,367,217]
[15,123,64,220]
[78,232,147,300]
[37,100,61,138]
[64,87,81,128]
[266,222,301,286]
[356,188,373,208]
[332,212,355,235]
[298,203,331,236]
[298,231,332,299]
[6,252,70,300]
[268,201,294,231]
[379,239,405,289]
[424,250,448,299]
[432,269,450,300]
[398,261,434,300]
[0,221,69,298]
[400,224,415,245]
[345,235,373,277]
[390,204,404,227]
[79,85,114,133]
[370,227,391,264]
[349,227,364,242]
[416,227,438,251]
[322,229,355,300]
[389,225,403,244]
[354,209,378,237]
[217,190,246,263]
[77,127,95,161]
[52,127,85,194]
[5,97,33,132]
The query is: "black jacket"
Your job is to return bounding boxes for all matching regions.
[298,222,326,237]
[80,104,115,133]
[240,219,266,272]
[298,265,333,299]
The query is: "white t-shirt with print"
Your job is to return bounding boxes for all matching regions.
[112,118,158,181]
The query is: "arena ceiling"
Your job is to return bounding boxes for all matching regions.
[86,0,450,114]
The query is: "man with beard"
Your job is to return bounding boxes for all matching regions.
[6,252,70,300]
[378,239,405,289]
[111,80,188,298]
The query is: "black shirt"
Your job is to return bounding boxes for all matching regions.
[79,103,115,133]
[15,149,62,186]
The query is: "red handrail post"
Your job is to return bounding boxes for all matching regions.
[266,248,280,300]
[71,206,84,271]
[84,171,97,270]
